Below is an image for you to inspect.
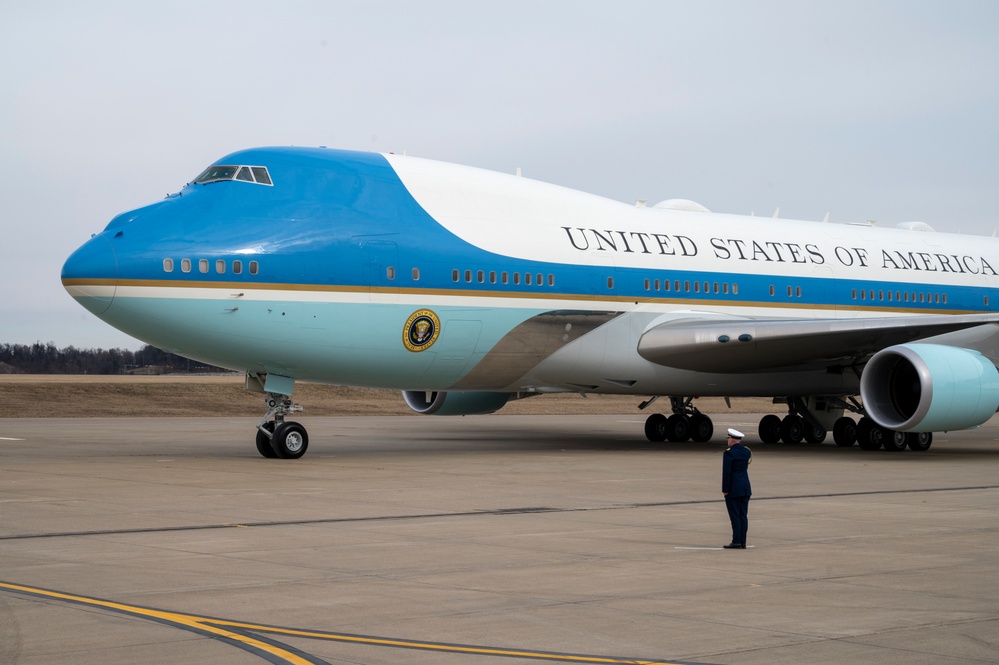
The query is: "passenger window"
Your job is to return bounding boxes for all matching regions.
[386,266,395,280]
[233,260,242,275]
[249,261,259,275]
[548,274,554,287]
[199,259,209,273]
[216,259,226,274]
[513,273,520,285]
[525,273,533,286]
[163,258,174,272]
[181,258,191,273]
[412,267,420,281]
[477,270,484,283]
[452,269,459,282]
[501,272,509,284]
[607,276,614,289]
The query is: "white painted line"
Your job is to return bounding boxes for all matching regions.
[0,437,24,441]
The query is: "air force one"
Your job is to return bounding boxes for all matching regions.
[62,147,999,459]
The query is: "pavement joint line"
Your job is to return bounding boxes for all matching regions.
[1,484,996,542]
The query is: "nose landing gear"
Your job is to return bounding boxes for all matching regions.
[255,393,308,459]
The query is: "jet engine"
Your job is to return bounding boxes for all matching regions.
[402,390,512,416]
[860,343,999,432]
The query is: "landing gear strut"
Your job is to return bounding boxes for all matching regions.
[255,393,308,459]
[642,396,713,443]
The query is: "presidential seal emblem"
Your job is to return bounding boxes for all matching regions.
[403,309,441,352]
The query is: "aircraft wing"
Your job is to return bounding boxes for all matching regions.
[637,314,999,373]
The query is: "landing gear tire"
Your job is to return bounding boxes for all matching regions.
[665,414,690,442]
[907,432,933,452]
[780,415,805,444]
[803,424,827,444]
[271,421,309,459]
[884,430,908,452]
[832,417,857,447]
[645,413,668,442]
[758,414,781,444]
[856,418,885,451]
[689,414,714,442]
[255,422,278,458]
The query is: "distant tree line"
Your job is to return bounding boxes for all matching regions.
[0,343,229,375]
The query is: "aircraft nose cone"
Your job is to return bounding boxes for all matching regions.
[61,234,118,315]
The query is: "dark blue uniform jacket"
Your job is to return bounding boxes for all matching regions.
[722,443,752,497]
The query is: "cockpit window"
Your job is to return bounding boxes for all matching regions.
[192,164,273,186]
[193,165,239,184]
[250,166,272,185]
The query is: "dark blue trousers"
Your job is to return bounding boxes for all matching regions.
[725,495,750,545]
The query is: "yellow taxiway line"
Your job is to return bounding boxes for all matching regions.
[0,581,681,664]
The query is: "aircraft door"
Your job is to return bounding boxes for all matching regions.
[358,239,399,302]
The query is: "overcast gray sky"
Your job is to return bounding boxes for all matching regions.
[3,1,998,350]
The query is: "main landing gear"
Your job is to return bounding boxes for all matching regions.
[640,394,934,452]
[841,417,932,452]
[756,397,932,452]
[757,397,829,444]
[255,393,309,459]
[642,396,714,443]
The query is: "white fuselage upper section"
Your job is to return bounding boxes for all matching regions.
[386,153,998,290]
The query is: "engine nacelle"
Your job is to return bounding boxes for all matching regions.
[402,390,512,416]
[860,343,999,432]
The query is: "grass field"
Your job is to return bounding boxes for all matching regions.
[0,375,775,418]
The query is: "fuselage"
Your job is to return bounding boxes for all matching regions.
[61,147,999,399]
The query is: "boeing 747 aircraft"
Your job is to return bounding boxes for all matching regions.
[62,147,999,458]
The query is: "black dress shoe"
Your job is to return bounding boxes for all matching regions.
[723,543,745,549]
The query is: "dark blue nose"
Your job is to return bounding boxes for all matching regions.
[61,234,118,316]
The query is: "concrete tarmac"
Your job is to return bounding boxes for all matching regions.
[1,414,998,664]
